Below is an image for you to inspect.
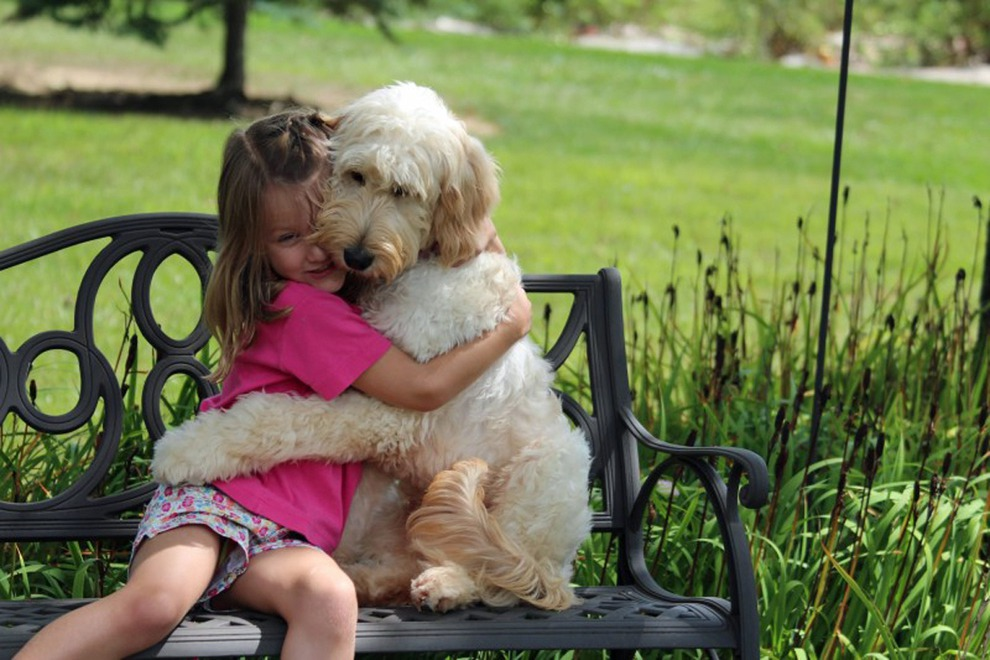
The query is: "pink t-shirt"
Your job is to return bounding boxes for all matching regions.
[200,281,391,552]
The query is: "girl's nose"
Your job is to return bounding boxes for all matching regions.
[305,240,329,261]
[310,242,329,257]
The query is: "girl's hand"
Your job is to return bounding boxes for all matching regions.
[453,217,504,266]
[477,216,505,255]
[504,284,533,339]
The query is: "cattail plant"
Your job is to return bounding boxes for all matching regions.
[609,189,990,657]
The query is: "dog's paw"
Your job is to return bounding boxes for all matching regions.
[151,438,211,485]
[151,423,235,485]
[411,565,479,612]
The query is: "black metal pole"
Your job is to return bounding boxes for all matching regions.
[807,0,856,470]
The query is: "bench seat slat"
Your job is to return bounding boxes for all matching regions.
[0,588,738,657]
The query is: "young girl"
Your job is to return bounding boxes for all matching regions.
[16,110,531,660]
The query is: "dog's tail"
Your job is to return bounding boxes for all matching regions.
[406,458,576,611]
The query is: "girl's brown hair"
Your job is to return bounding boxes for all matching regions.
[205,109,335,382]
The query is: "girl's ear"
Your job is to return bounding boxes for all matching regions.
[430,134,501,267]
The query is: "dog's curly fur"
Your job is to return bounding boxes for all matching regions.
[318,81,499,283]
[152,83,592,612]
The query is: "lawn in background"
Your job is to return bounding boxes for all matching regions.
[1,5,987,290]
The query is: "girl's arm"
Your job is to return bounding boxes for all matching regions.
[352,284,532,412]
[472,216,505,257]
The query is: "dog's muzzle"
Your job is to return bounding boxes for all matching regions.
[344,246,376,272]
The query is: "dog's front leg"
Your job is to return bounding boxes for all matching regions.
[152,391,427,485]
[335,467,424,606]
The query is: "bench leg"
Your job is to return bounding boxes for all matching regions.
[607,650,635,660]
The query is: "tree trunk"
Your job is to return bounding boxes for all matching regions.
[215,0,248,102]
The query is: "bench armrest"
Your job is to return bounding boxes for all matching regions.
[618,406,766,654]
[621,407,769,510]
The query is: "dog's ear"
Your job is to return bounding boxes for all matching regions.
[430,134,501,267]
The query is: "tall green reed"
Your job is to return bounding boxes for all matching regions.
[620,189,990,657]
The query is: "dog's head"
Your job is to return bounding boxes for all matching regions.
[313,82,500,284]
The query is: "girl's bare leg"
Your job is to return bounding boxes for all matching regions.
[14,525,221,660]
[214,545,357,659]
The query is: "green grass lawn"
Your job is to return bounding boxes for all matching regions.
[1,4,988,342]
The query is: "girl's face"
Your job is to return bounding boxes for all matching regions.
[262,181,345,294]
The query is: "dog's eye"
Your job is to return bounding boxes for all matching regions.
[392,185,409,198]
[349,171,365,186]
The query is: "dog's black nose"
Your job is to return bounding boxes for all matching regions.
[343,246,375,271]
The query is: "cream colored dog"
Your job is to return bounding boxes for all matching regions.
[320,81,498,282]
[152,83,592,612]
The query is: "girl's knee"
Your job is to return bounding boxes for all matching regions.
[289,563,357,626]
[119,585,195,639]
[307,565,356,611]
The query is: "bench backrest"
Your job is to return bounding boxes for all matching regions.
[0,213,638,544]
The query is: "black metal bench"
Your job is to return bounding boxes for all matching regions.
[0,213,768,659]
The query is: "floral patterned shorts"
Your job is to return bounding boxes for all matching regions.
[132,483,318,605]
